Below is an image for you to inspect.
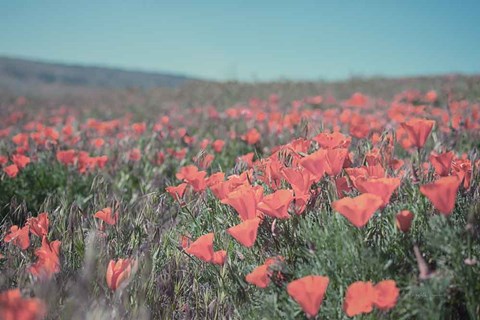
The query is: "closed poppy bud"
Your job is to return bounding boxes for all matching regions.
[106,258,135,291]
[396,210,414,232]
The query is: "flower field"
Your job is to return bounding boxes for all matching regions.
[0,88,479,319]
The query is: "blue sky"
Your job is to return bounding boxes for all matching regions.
[1,0,479,81]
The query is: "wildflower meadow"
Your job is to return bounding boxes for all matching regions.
[0,87,479,319]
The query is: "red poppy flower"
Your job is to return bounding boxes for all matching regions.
[420,176,461,215]
[227,218,261,248]
[287,275,330,318]
[332,193,384,228]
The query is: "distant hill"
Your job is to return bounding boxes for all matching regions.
[0,56,196,92]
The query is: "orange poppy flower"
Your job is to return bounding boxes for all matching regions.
[257,189,293,219]
[237,152,255,168]
[400,118,435,149]
[206,172,225,187]
[212,139,225,153]
[4,164,19,178]
[221,185,263,221]
[282,167,313,197]
[212,250,227,265]
[29,237,61,280]
[128,148,142,162]
[94,207,119,226]
[166,183,188,202]
[332,193,384,228]
[430,151,454,176]
[313,131,351,149]
[56,150,77,166]
[324,148,349,176]
[395,210,414,232]
[287,275,330,318]
[26,213,49,238]
[242,128,261,145]
[4,225,30,250]
[373,280,399,310]
[11,154,30,169]
[184,233,215,262]
[355,177,401,207]
[299,149,327,182]
[106,258,135,291]
[344,281,376,317]
[420,176,461,215]
[335,176,351,198]
[245,264,271,288]
[0,288,46,320]
[227,218,261,248]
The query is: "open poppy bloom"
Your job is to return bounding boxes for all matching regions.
[94,207,119,226]
[245,264,271,288]
[106,258,135,291]
[287,275,330,318]
[257,189,293,219]
[184,233,215,262]
[29,237,61,280]
[227,218,261,248]
[11,154,30,169]
[344,281,376,317]
[212,250,227,265]
[373,280,399,310]
[430,151,454,176]
[400,118,435,149]
[166,183,188,202]
[0,288,46,320]
[420,175,461,215]
[221,185,264,221]
[332,193,384,228]
[355,177,401,207]
[26,213,49,238]
[4,225,30,250]
[396,210,414,232]
[344,280,399,317]
[4,164,19,178]
[299,149,327,182]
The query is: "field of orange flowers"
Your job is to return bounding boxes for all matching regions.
[0,89,479,319]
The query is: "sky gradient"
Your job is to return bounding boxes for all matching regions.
[1,0,479,81]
